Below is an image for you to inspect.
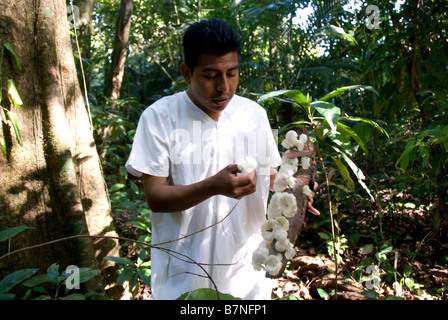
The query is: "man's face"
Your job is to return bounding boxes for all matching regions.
[181,51,239,121]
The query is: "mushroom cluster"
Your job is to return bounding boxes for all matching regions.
[252,130,312,276]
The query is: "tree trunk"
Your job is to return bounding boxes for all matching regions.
[0,0,125,299]
[104,0,133,103]
[73,0,93,91]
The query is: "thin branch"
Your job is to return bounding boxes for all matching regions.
[151,199,241,247]
[317,146,338,300]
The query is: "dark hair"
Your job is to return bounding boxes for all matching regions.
[183,18,241,72]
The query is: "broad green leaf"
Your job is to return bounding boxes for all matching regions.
[318,25,357,44]
[317,232,332,241]
[177,288,240,300]
[77,268,100,284]
[0,269,38,294]
[22,274,50,287]
[311,101,340,132]
[130,181,139,194]
[3,42,21,70]
[0,293,15,300]
[337,122,367,153]
[404,278,414,290]
[46,263,60,285]
[316,288,330,300]
[105,256,134,266]
[332,156,355,191]
[395,139,416,172]
[137,269,151,286]
[257,90,292,104]
[333,146,374,201]
[359,243,374,255]
[59,293,86,300]
[386,296,405,300]
[319,85,379,102]
[0,225,28,242]
[339,116,389,138]
[109,183,126,193]
[7,79,23,108]
[361,290,380,299]
[116,268,135,284]
[283,90,310,107]
[6,111,22,146]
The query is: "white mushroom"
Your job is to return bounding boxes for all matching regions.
[237,156,257,174]
[265,254,283,276]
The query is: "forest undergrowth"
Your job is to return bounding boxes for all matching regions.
[111,168,448,301]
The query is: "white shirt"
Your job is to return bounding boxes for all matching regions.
[125,91,281,300]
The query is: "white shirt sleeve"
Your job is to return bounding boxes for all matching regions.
[125,106,170,178]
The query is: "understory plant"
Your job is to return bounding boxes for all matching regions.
[258,85,389,298]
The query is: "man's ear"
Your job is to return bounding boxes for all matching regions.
[180,63,192,84]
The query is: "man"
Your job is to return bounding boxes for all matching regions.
[126,18,282,300]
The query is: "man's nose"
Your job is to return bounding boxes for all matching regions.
[217,76,230,92]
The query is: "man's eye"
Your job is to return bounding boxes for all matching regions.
[203,74,216,79]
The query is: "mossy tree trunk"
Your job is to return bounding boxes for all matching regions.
[0,0,124,299]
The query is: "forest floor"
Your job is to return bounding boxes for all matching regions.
[117,187,448,301]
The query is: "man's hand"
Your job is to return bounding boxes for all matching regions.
[142,164,257,213]
[307,181,320,216]
[211,164,257,199]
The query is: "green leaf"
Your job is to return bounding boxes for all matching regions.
[332,156,355,191]
[116,268,135,284]
[105,256,134,266]
[311,101,340,132]
[46,263,60,285]
[130,181,139,195]
[339,116,389,138]
[22,274,50,287]
[337,122,367,154]
[316,288,330,300]
[404,278,414,290]
[331,146,374,201]
[359,243,374,255]
[69,268,100,284]
[7,79,23,108]
[177,288,240,300]
[59,293,86,300]
[109,183,126,193]
[396,139,416,172]
[0,293,15,300]
[137,269,151,286]
[3,42,21,70]
[0,269,39,294]
[283,90,310,107]
[318,25,357,44]
[317,232,332,241]
[257,90,292,104]
[319,85,379,102]
[6,111,22,146]
[0,225,28,242]
[386,296,405,300]
[361,290,380,299]
[403,266,413,278]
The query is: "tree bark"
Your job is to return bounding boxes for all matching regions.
[104,0,133,103]
[0,0,124,299]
